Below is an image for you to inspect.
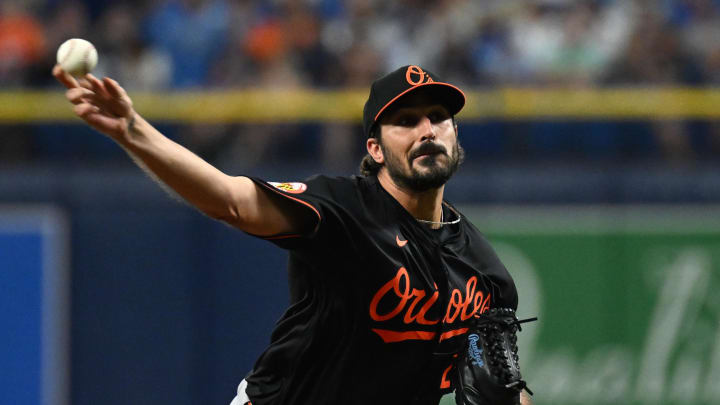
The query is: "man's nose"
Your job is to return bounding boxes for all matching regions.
[418,116,436,141]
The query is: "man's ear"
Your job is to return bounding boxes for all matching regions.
[367,137,384,164]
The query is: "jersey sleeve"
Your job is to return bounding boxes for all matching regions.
[244,175,353,250]
[487,253,519,311]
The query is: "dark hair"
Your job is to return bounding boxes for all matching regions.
[358,118,460,177]
[359,124,383,176]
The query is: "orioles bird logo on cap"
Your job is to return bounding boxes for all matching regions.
[405,65,434,86]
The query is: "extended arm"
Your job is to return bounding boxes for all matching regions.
[53,66,313,236]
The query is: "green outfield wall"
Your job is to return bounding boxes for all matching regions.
[439,206,720,405]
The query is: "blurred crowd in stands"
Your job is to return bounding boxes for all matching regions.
[2,0,720,169]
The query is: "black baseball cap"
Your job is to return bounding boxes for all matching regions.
[362,65,466,138]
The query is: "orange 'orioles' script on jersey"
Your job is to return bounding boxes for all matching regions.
[369,267,491,343]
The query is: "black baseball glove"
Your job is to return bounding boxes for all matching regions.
[455,308,537,405]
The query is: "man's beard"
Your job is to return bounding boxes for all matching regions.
[381,140,464,192]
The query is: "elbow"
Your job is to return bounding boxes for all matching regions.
[208,204,247,228]
[207,210,236,225]
[199,176,256,229]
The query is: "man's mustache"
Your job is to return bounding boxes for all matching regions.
[409,142,448,161]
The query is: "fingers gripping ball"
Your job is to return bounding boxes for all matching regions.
[56,38,98,77]
[455,308,537,405]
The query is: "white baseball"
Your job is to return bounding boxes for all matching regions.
[56,38,98,77]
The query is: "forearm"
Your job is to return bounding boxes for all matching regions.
[54,68,306,235]
[520,390,532,405]
[117,113,251,223]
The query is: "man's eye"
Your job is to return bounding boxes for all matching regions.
[397,116,417,126]
[429,112,448,123]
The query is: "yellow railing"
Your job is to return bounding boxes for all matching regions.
[2,88,720,123]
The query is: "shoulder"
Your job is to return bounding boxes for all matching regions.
[456,212,502,264]
[297,174,374,201]
[304,174,359,189]
[260,175,358,197]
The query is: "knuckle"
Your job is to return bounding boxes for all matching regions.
[74,103,95,117]
[73,104,85,116]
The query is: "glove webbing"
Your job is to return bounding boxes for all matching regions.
[475,309,537,395]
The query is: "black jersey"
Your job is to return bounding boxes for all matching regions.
[243,175,518,405]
